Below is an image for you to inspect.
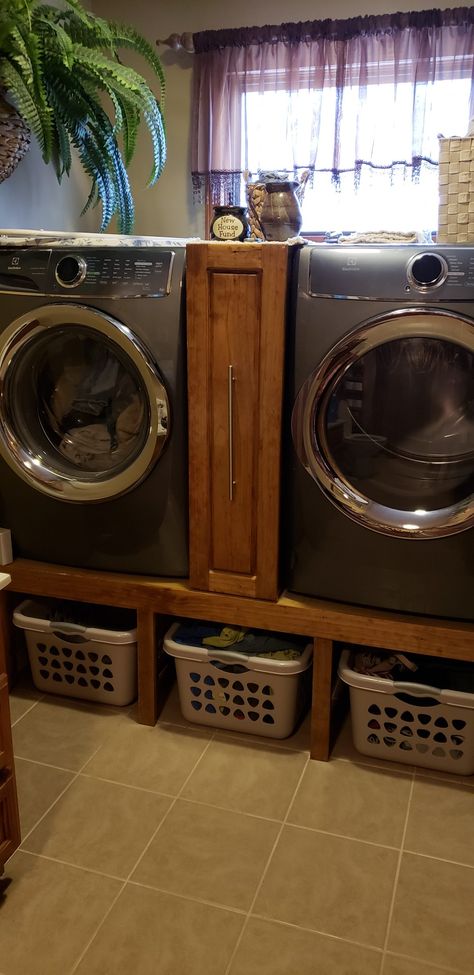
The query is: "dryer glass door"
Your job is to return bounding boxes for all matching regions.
[0,304,170,501]
[292,309,474,537]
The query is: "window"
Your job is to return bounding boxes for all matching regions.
[244,77,472,232]
[191,9,474,234]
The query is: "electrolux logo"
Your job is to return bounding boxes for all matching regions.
[342,257,359,271]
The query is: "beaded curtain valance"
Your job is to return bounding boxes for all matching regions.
[191,7,474,205]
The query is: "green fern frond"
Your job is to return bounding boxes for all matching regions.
[47,67,134,232]
[80,181,99,217]
[14,27,54,160]
[0,0,168,233]
[71,47,166,182]
[120,100,140,167]
[0,59,48,154]
[53,116,72,178]
[62,0,96,31]
[36,15,75,68]
[73,63,124,135]
[58,10,115,52]
[45,75,117,228]
[108,23,166,114]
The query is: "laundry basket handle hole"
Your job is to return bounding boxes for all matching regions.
[395,692,440,708]
[52,630,89,644]
[210,659,248,674]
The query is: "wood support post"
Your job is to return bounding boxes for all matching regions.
[136,607,157,726]
[310,636,335,761]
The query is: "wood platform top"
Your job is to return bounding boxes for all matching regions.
[5,558,474,661]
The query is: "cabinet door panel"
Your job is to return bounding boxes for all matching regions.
[210,271,260,574]
[187,242,288,599]
[0,772,21,869]
[0,675,11,771]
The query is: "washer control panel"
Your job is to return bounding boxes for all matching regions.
[308,244,474,300]
[0,247,175,297]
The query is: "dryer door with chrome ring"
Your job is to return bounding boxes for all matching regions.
[0,304,170,501]
[292,308,474,538]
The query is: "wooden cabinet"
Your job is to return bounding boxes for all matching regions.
[186,242,289,600]
[0,592,20,874]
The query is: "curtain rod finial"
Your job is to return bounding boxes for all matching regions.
[157,32,195,53]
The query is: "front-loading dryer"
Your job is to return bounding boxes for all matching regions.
[0,243,188,575]
[286,243,474,619]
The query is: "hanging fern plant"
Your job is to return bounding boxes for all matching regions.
[0,0,167,233]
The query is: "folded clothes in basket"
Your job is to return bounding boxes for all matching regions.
[173,622,307,660]
[351,647,474,693]
[353,651,418,679]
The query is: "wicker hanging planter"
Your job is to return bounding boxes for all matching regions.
[0,91,30,183]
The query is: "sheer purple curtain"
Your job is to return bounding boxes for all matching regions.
[191,8,474,206]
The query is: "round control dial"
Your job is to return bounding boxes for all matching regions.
[55,254,87,288]
[407,252,447,290]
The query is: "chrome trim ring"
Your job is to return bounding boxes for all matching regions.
[0,303,170,502]
[292,307,474,538]
[54,255,87,289]
[406,252,448,292]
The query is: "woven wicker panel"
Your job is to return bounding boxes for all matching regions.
[0,94,30,183]
[438,136,474,243]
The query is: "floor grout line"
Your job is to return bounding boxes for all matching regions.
[154,791,284,824]
[13,754,79,774]
[13,848,125,883]
[76,770,178,800]
[284,820,400,852]
[400,848,474,871]
[249,912,385,955]
[9,700,474,975]
[384,949,467,974]
[122,729,218,878]
[333,754,418,776]
[10,697,43,727]
[18,739,111,847]
[223,751,311,975]
[126,878,249,916]
[379,771,416,975]
[67,730,218,975]
[414,767,474,789]
[210,728,311,754]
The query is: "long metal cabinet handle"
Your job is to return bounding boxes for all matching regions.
[228,364,235,500]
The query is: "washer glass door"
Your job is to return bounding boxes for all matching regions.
[292,309,474,537]
[0,304,170,501]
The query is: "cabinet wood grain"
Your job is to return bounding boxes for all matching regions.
[186,242,289,600]
[0,591,20,873]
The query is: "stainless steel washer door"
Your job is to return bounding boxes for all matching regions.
[0,304,170,501]
[292,308,474,538]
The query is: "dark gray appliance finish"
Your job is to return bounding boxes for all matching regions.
[0,246,188,576]
[286,243,474,619]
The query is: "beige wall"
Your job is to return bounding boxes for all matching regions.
[1,1,463,237]
[0,138,98,234]
[91,0,462,239]
[0,0,99,234]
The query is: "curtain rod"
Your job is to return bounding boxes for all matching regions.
[156,8,474,54]
[156,33,195,53]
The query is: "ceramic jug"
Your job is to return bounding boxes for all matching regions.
[259,180,303,241]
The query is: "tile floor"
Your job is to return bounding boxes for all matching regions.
[2,675,474,975]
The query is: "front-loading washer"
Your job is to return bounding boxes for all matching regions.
[286,243,474,619]
[0,243,188,575]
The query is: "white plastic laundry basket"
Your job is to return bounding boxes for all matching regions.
[338,649,474,775]
[13,599,137,706]
[164,622,312,739]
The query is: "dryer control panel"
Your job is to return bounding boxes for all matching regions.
[0,247,175,297]
[308,244,474,300]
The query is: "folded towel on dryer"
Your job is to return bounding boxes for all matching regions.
[338,231,421,244]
